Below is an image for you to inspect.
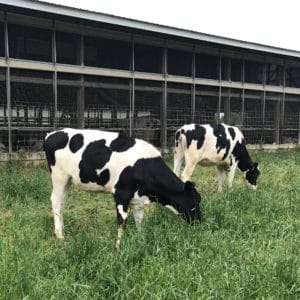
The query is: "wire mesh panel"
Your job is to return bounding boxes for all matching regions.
[242,90,263,144]
[167,83,192,146]
[281,95,300,143]
[220,88,243,126]
[133,80,162,146]
[264,93,281,144]
[0,68,8,154]
[57,73,80,128]
[84,76,131,135]
[10,69,54,152]
[195,85,219,124]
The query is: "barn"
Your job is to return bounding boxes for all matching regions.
[0,0,299,160]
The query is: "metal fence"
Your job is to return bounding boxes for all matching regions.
[0,69,299,159]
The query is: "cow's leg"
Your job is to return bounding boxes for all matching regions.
[216,165,226,192]
[50,172,71,239]
[114,191,131,250]
[173,143,184,176]
[227,161,238,190]
[181,153,197,182]
[132,205,144,231]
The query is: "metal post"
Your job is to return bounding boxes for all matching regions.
[130,37,135,137]
[77,35,84,129]
[52,23,57,129]
[218,55,221,123]
[162,46,167,152]
[241,59,245,127]
[261,61,266,146]
[191,49,195,123]
[281,63,286,144]
[4,15,12,159]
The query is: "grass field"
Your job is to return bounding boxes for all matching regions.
[0,150,299,299]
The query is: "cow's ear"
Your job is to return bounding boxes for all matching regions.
[184,181,195,192]
[253,162,258,169]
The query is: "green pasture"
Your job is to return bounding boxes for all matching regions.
[0,150,299,299]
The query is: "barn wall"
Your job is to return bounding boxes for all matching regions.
[0,9,300,160]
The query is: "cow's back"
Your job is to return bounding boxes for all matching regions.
[178,123,244,165]
[44,128,161,192]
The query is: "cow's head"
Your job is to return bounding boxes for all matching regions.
[165,181,202,223]
[244,162,260,190]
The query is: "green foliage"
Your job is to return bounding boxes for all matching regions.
[0,150,299,299]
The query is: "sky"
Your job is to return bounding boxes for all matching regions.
[42,0,300,51]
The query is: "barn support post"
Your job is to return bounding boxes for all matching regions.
[130,37,135,137]
[191,49,195,123]
[76,35,84,129]
[274,96,280,144]
[223,57,231,124]
[241,59,245,128]
[280,63,286,144]
[217,55,222,123]
[261,62,266,146]
[4,14,12,159]
[161,46,167,152]
[52,23,58,129]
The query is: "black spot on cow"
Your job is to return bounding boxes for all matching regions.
[185,125,206,149]
[44,131,69,171]
[228,127,236,140]
[210,124,230,160]
[69,133,84,153]
[79,139,112,185]
[110,134,136,152]
[97,169,110,185]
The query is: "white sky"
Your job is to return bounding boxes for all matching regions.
[42,0,300,51]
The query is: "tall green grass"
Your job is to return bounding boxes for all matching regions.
[0,150,299,299]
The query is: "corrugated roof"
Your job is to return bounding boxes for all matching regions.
[2,0,300,58]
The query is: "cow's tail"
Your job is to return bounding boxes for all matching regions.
[173,129,187,177]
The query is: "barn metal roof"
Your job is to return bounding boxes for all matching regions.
[1,0,300,58]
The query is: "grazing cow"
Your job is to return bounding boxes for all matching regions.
[174,123,260,192]
[44,128,201,249]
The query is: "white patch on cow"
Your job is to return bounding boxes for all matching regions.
[117,205,128,220]
[165,205,179,215]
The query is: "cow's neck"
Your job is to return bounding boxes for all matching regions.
[233,140,253,172]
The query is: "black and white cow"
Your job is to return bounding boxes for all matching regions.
[174,123,260,192]
[44,128,201,249]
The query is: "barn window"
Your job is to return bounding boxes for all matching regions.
[8,24,52,62]
[282,95,300,143]
[195,53,219,80]
[243,90,263,144]
[84,76,130,134]
[285,66,300,88]
[10,69,53,151]
[244,60,264,84]
[266,63,283,86]
[56,31,81,65]
[167,83,192,146]
[167,49,192,76]
[195,85,219,123]
[134,43,163,73]
[84,36,131,70]
[134,80,163,146]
